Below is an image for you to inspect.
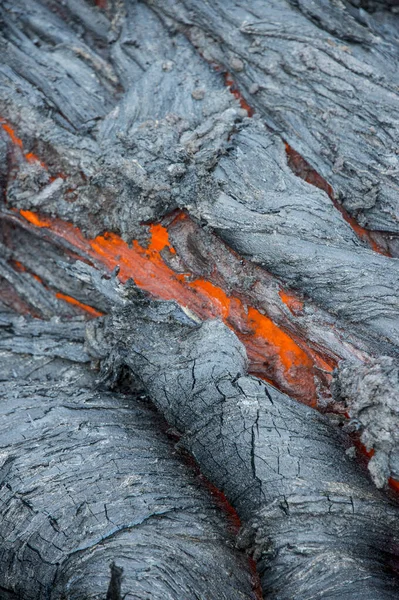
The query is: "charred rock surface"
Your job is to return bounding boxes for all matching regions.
[333,356,399,488]
[0,214,113,318]
[0,0,240,243]
[150,0,399,235]
[87,294,399,599]
[0,312,256,600]
[4,209,399,497]
[166,214,399,366]
[1,1,399,597]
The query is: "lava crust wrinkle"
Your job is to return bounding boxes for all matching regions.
[1,1,399,598]
[87,295,399,600]
[0,312,256,600]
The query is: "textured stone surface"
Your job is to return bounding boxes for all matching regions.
[150,0,399,234]
[333,356,399,487]
[87,294,399,599]
[1,2,399,597]
[0,312,255,600]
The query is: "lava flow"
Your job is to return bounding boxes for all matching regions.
[16,208,399,496]
[1,118,328,406]
[18,208,325,406]
[1,122,44,167]
[196,63,389,257]
[3,114,399,495]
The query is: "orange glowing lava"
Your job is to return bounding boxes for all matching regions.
[2,120,63,175]
[19,208,321,404]
[2,123,23,148]
[20,210,52,228]
[224,73,254,116]
[1,122,42,163]
[285,143,387,255]
[279,290,304,315]
[12,252,102,317]
[5,119,399,494]
[389,478,399,494]
[55,292,104,318]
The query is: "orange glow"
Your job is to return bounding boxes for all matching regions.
[20,209,53,228]
[285,142,333,198]
[147,223,174,254]
[389,478,399,494]
[330,197,384,254]
[201,476,242,532]
[224,73,254,116]
[12,253,102,317]
[356,442,399,495]
[190,280,231,319]
[2,119,65,179]
[1,123,23,148]
[2,124,41,164]
[13,258,43,283]
[279,290,304,315]
[247,306,313,381]
[18,209,323,403]
[25,152,47,169]
[284,143,387,255]
[15,211,399,491]
[360,444,375,460]
[13,260,27,272]
[357,447,399,495]
[32,273,43,284]
[55,292,104,318]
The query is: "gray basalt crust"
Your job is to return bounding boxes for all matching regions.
[333,356,399,488]
[87,294,399,599]
[1,2,399,596]
[150,0,399,235]
[2,1,399,357]
[0,312,256,600]
[0,0,240,243]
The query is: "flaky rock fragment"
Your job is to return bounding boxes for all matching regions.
[333,356,399,488]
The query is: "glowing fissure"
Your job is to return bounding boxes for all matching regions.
[1,120,64,175]
[17,208,398,495]
[12,253,103,317]
[55,292,104,318]
[19,208,323,405]
[192,65,389,257]
[223,72,254,116]
[0,113,373,410]
[2,122,42,166]
[284,143,388,255]
[5,117,399,493]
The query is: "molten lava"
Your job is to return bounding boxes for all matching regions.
[1,122,43,165]
[278,290,304,315]
[19,208,323,405]
[285,143,387,255]
[3,117,399,494]
[55,292,104,318]
[224,72,254,116]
